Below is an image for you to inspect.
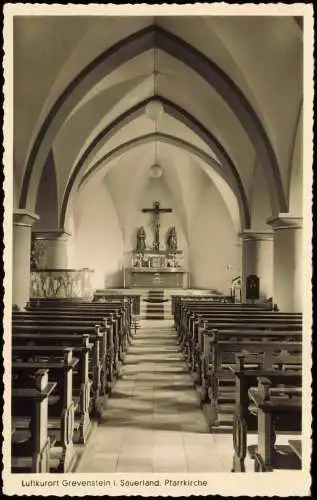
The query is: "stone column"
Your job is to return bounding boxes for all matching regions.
[267,214,303,312]
[33,230,71,269]
[13,210,39,309]
[239,230,274,303]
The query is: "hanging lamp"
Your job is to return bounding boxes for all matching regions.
[147,45,163,179]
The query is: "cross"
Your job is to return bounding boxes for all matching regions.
[142,201,172,252]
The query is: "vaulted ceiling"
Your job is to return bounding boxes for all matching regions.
[13,15,303,232]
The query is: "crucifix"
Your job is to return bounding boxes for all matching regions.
[142,201,172,252]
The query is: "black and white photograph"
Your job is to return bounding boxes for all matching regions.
[2,3,313,496]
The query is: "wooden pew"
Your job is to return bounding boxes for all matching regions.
[12,324,107,411]
[14,309,132,355]
[176,304,293,340]
[247,377,302,472]
[26,299,131,336]
[12,309,128,398]
[185,317,302,374]
[199,330,301,431]
[12,369,56,473]
[230,353,302,472]
[17,302,133,358]
[173,297,273,332]
[12,348,78,472]
[175,300,301,371]
[13,312,122,394]
[182,307,301,348]
[199,327,301,391]
[11,298,134,471]
[172,295,241,323]
[12,335,92,443]
[21,304,132,352]
[174,299,302,377]
[174,297,302,446]
[178,306,301,348]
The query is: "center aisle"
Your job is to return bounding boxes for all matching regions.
[75,319,233,473]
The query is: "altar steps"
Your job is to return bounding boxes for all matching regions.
[140,290,173,320]
[144,290,164,319]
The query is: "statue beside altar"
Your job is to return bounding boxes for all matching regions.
[136,226,146,254]
[166,225,178,253]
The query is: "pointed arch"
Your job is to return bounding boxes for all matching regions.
[60,97,250,230]
[19,25,286,216]
[62,132,249,233]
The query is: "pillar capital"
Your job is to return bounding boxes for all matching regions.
[239,229,274,241]
[266,213,302,230]
[33,229,71,241]
[13,209,39,227]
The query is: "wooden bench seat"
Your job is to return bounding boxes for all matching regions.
[247,377,302,472]
[12,369,56,473]
[12,352,78,473]
[173,297,275,330]
[178,308,301,355]
[12,308,130,401]
[172,296,303,454]
[19,306,132,352]
[229,353,302,472]
[25,302,130,330]
[186,321,301,373]
[24,302,131,340]
[13,312,131,359]
[176,306,277,332]
[11,297,135,473]
[16,310,135,347]
[12,338,93,443]
[198,333,301,429]
[12,323,110,402]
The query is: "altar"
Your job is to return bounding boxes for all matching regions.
[123,200,190,289]
[125,267,189,288]
[124,251,189,289]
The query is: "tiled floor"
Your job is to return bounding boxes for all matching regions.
[75,319,251,473]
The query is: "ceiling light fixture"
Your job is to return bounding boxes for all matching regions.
[145,100,164,121]
[146,44,164,179]
[149,164,163,178]
[145,42,164,121]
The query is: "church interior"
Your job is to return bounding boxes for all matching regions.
[7,11,311,493]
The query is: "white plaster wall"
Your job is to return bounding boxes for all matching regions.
[124,176,188,262]
[289,108,303,216]
[188,181,240,293]
[72,183,124,289]
[71,152,241,292]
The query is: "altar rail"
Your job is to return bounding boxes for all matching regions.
[30,269,94,299]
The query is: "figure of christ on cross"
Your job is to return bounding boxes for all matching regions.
[142,201,172,252]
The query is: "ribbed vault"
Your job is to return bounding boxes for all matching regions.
[15,23,301,218]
